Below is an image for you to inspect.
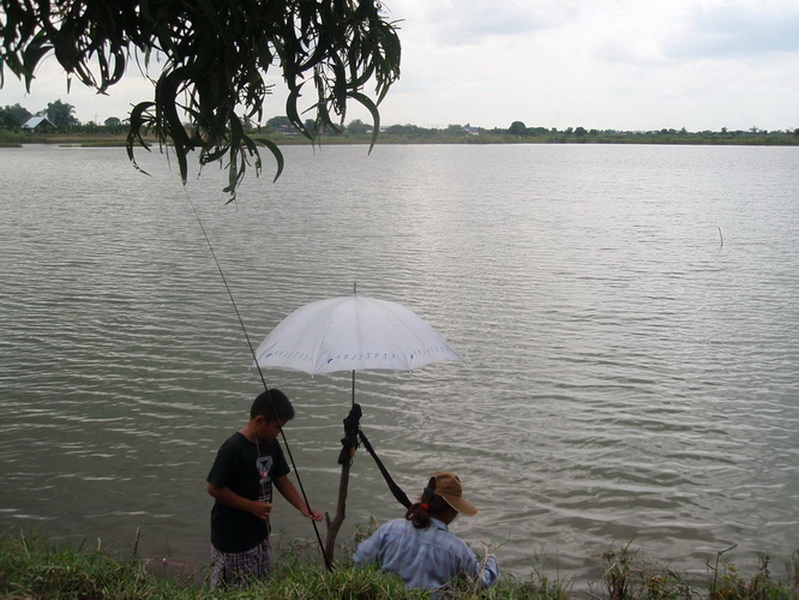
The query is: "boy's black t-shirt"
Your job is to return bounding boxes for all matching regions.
[207,432,290,553]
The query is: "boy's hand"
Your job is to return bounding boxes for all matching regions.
[303,508,324,522]
[250,501,272,520]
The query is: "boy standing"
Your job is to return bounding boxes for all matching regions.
[206,388,323,588]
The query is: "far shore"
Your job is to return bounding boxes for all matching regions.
[3,126,799,149]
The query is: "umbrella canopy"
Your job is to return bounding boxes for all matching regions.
[252,293,463,562]
[253,295,463,375]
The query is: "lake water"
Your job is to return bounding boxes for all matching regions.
[1,142,797,588]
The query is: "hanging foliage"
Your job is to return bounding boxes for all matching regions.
[0,0,402,200]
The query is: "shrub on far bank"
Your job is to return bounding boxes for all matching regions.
[0,130,24,147]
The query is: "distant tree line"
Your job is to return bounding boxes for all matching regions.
[3,100,798,145]
[0,99,126,131]
[251,118,799,143]
[501,120,799,142]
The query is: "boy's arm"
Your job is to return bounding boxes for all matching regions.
[274,476,323,521]
[206,483,272,520]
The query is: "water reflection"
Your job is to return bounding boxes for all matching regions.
[1,144,797,585]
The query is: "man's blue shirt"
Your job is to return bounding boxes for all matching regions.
[353,517,499,592]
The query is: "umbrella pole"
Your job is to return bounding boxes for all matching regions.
[324,370,357,561]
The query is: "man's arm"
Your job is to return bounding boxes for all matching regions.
[474,553,500,589]
[459,544,500,589]
[352,529,381,567]
[273,476,323,521]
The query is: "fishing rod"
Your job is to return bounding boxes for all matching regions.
[184,190,332,571]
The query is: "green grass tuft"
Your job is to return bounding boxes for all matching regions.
[1,530,797,600]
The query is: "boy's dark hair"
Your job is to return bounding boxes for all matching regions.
[250,388,294,422]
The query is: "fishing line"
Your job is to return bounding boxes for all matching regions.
[184,192,268,389]
[183,188,332,571]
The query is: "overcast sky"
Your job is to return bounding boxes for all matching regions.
[3,0,798,131]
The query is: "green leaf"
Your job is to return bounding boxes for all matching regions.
[348,92,381,152]
[286,87,313,141]
[253,137,285,183]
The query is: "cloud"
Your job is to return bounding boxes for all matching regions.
[2,58,155,122]
[4,0,798,131]
[667,3,799,59]
[417,0,574,45]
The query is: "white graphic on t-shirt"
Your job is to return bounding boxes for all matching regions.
[256,456,274,503]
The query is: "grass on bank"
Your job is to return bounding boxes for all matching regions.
[1,530,797,600]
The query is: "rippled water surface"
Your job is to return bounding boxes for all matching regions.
[1,143,797,586]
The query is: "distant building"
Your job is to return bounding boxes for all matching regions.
[274,124,299,136]
[22,116,57,133]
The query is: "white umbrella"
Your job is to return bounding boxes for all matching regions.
[252,292,463,560]
[253,294,463,377]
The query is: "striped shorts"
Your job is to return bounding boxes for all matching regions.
[209,538,272,589]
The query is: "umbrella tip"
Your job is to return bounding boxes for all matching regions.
[353,281,357,295]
